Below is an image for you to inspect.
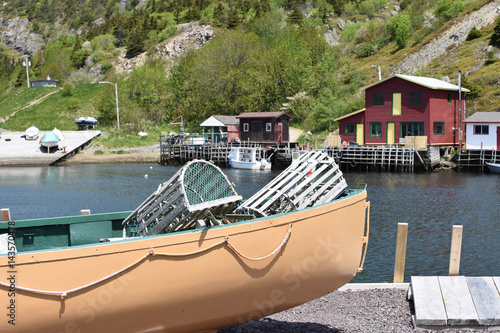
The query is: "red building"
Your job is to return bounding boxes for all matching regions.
[237,112,292,143]
[335,75,469,146]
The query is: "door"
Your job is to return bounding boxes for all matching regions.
[392,93,402,115]
[356,123,364,145]
[497,126,500,150]
[252,121,263,141]
[387,122,395,145]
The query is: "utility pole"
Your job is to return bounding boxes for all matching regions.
[99,81,120,130]
[22,55,31,88]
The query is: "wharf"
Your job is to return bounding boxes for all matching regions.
[160,140,435,172]
[0,130,100,166]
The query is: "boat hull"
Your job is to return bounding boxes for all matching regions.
[230,160,272,170]
[486,162,500,174]
[0,191,368,333]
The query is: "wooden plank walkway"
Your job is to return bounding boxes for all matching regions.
[411,276,500,328]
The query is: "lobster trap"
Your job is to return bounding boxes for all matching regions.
[235,151,347,217]
[122,160,242,236]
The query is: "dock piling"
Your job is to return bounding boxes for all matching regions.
[1,208,11,222]
[449,225,463,276]
[394,222,408,283]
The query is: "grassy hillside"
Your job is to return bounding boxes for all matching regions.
[0,0,499,140]
[0,84,101,131]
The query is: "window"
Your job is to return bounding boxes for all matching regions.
[433,122,445,135]
[243,123,249,132]
[266,123,272,132]
[447,92,452,103]
[473,125,489,135]
[344,123,355,135]
[410,91,423,106]
[401,122,424,137]
[370,122,382,137]
[372,92,384,106]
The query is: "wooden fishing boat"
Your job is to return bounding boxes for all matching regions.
[229,147,271,170]
[486,162,500,174]
[0,154,369,333]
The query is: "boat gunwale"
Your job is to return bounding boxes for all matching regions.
[0,189,367,263]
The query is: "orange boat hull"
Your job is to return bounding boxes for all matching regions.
[1,191,369,333]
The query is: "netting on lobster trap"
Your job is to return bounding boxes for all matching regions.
[122,160,242,236]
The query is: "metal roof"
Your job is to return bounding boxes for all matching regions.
[236,112,292,119]
[200,115,239,127]
[463,112,500,123]
[363,74,470,92]
[334,108,365,121]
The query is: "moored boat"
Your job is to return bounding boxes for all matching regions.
[486,162,500,174]
[0,154,369,333]
[229,147,271,170]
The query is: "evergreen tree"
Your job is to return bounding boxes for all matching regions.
[492,18,500,45]
[288,3,303,26]
[312,88,335,132]
[260,0,271,13]
[126,29,145,59]
[227,7,239,29]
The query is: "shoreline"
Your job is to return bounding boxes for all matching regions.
[57,144,161,165]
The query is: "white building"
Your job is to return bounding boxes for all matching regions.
[463,112,500,150]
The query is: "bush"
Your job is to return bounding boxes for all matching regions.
[358,1,376,17]
[386,14,411,48]
[91,50,106,64]
[91,34,117,51]
[343,2,356,16]
[62,81,75,97]
[434,0,464,20]
[67,70,93,85]
[467,27,482,41]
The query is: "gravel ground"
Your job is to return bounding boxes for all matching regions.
[218,288,497,333]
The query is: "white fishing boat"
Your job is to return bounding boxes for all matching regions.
[486,162,500,174]
[229,147,271,170]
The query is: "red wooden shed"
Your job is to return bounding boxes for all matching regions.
[236,112,292,143]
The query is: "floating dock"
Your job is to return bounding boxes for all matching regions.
[0,130,101,166]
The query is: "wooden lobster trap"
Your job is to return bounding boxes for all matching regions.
[235,151,347,217]
[122,160,242,236]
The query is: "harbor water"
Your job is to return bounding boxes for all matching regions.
[0,164,498,283]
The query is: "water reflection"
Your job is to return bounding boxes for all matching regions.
[0,165,498,282]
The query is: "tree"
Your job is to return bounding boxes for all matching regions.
[227,7,239,28]
[386,14,411,49]
[288,3,303,26]
[62,81,75,97]
[126,29,145,59]
[311,88,335,132]
[492,18,500,45]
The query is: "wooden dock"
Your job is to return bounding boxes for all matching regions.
[410,276,500,328]
[457,149,499,172]
[0,130,101,166]
[160,139,434,172]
